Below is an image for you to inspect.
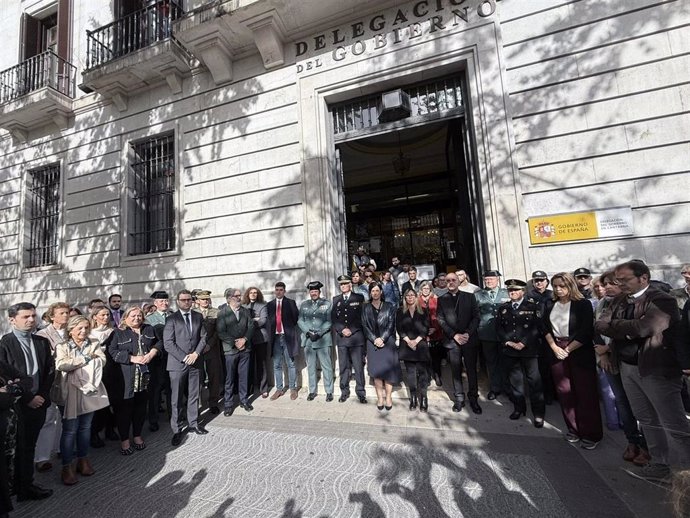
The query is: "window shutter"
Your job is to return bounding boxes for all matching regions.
[57,0,72,60]
[20,12,40,61]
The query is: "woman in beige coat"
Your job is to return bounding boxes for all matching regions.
[54,316,109,485]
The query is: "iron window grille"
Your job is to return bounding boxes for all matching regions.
[330,74,465,136]
[129,133,176,256]
[25,164,61,268]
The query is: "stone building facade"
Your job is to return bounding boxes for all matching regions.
[0,0,687,321]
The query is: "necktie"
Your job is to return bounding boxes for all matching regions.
[344,295,349,302]
[512,302,519,310]
[184,312,191,333]
[489,290,496,301]
[276,299,283,334]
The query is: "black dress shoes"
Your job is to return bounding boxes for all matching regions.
[149,422,160,432]
[358,396,368,404]
[171,432,184,446]
[469,399,482,414]
[338,394,349,403]
[487,391,500,401]
[419,396,428,412]
[433,373,443,386]
[190,426,208,435]
[209,406,220,415]
[534,417,545,428]
[17,484,53,501]
[223,407,234,417]
[307,393,317,401]
[452,401,465,412]
[240,403,253,412]
[326,393,333,402]
[409,396,418,410]
[509,410,525,420]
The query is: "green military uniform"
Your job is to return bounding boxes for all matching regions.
[144,290,172,429]
[474,271,510,397]
[297,284,334,397]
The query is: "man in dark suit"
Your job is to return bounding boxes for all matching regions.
[0,302,54,501]
[331,275,368,404]
[108,293,124,328]
[436,272,481,413]
[163,290,208,446]
[267,282,300,400]
[216,287,254,415]
[401,266,421,296]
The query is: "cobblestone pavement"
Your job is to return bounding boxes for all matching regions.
[12,389,674,518]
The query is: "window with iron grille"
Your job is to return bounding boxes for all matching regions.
[25,164,61,268]
[129,133,176,256]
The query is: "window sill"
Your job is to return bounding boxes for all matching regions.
[121,249,180,265]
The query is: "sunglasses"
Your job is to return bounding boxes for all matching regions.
[576,275,591,279]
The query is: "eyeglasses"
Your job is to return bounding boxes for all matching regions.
[576,275,591,280]
[507,288,523,292]
[178,298,193,302]
[533,278,547,282]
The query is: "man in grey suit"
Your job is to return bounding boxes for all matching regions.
[163,290,208,446]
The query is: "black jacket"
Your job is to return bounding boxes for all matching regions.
[362,301,397,344]
[216,306,254,355]
[267,297,299,358]
[544,299,595,368]
[331,292,365,347]
[495,299,545,357]
[0,333,55,407]
[436,291,480,349]
[107,325,160,401]
[396,308,430,362]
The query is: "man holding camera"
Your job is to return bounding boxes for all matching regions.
[0,302,54,501]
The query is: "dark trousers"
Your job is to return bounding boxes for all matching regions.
[148,358,171,424]
[250,342,271,395]
[605,369,646,447]
[91,406,116,437]
[0,411,11,514]
[538,340,556,402]
[447,344,478,400]
[16,405,47,492]
[429,343,446,378]
[114,392,148,440]
[481,340,506,393]
[404,361,430,395]
[224,350,250,407]
[338,345,366,398]
[550,349,603,442]
[506,356,545,417]
[204,346,223,409]
[169,367,201,434]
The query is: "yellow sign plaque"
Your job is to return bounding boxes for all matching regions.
[528,207,634,245]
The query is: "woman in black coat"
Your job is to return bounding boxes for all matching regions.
[362,282,401,411]
[106,306,160,455]
[543,272,602,449]
[397,289,431,412]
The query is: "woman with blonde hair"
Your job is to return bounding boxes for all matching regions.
[396,289,431,412]
[54,315,109,485]
[544,273,602,450]
[107,306,159,456]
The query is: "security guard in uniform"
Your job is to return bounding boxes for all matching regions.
[194,290,222,414]
[331,275,368,403]
[495,279,546,428]
[474,270,510,400]
[297,281,334,401]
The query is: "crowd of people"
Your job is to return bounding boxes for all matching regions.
[0,258,688,516]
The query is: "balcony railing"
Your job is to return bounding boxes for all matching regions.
[0,50,76,104]
[86,0,184,70]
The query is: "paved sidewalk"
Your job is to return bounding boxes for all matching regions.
[13,389,674,518]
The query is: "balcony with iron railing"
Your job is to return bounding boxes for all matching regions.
[0,50,76,142]
[81,0,191,111]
